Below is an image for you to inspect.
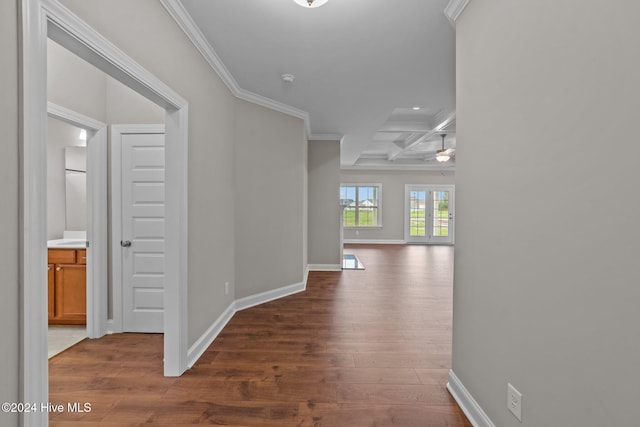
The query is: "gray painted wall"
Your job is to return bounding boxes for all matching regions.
[340,170,455,241]
[453,1,640,426]
[308,140,341,266]
[0,2,19,426]
[234,99,307,298]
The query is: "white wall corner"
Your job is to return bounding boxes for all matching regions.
[308,264,342,271]
[159,0,311,136]
[309,134,344,142]
[447,370,496,427]
[444,0,471,28]
[187,301,236,368]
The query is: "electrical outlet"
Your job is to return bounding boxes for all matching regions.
[507,382,523,422]
[224,282,229,295]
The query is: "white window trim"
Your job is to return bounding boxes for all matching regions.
[340,183,383,228]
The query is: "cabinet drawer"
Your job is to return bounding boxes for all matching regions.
[77,249,87,265]
[48,249,76,264]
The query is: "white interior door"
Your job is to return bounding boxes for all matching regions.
[405,185,455,244]
[119,130,165,333]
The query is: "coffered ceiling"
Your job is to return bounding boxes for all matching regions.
[178,0,456,170]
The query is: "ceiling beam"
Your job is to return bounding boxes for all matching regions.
[387,112,456,161]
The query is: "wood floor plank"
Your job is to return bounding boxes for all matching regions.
[49,245,470,426]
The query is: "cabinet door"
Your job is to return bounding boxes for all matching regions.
[54,264,87,324]
[48,264,55,320]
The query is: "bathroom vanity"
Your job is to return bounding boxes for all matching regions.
[47,238,87,325]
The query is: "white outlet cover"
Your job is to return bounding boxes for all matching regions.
[507,382,523,422]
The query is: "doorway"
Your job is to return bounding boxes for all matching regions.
[405,185,455,244]
[111,125,166,334]
[22,2,189,423]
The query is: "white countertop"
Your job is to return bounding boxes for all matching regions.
[47,231,87,249]
[47,238,88,249]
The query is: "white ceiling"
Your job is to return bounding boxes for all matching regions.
[179,0,456,170]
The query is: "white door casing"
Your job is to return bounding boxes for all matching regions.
[111,126,165,333]
[47,102,108,339]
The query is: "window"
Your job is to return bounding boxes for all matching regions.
[340,184,381,227]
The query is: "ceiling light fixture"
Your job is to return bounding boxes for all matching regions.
[436,134,451,162]
[293,0,329,8]
[412,107,421,110]
[281,73,295,83]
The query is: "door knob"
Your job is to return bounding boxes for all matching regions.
[120,240,132,248]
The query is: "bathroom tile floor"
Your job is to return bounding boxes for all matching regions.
[48,325,86,359]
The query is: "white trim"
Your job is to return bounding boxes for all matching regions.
[447,370,496,427]
[235,282,307,311]
[159,0,311,137]
[47,102,105,131]
[308,264,342,271]
[444,0,471,27]
[343,239,406,245]
[20,0,49,423]
[47,102,108,339]
[187,301,236,368]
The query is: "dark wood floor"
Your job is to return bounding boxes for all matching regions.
[49,244,470,426]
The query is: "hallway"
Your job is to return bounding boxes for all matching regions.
[49,244,469,426]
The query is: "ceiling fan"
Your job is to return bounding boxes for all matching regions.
[435,134,455,162]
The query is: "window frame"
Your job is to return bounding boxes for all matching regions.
[340,183,383,228]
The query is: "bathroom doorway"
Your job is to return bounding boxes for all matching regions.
[22,4,190,419]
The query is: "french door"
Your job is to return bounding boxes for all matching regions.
[405,185,455,244]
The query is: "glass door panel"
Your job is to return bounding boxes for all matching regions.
[405,185,454,244]
[409,190,426,237]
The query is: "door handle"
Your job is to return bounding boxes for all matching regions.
[120,240,132,248]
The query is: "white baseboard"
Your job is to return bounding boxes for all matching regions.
[186,280,308,369]
[187,301,235,368]
[235,281,306,311]
[447,370,496,427]
[308,264,342,271]
[344,239,406,245]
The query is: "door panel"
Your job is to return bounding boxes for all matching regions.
[121,132,165,333]
[405,185,455,244]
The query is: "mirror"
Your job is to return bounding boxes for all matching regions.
[64,146,87,231]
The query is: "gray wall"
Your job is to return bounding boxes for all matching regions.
[0,2,19,426]
[234,99,307,298]
[47,118,85,239]
[453,1,640,426]
[308,140,341,266]
[340,169,455,241]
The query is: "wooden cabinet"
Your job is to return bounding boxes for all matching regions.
[48,249,86,325]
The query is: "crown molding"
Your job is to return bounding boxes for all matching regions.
[309,134,344,141]
[160,0,311,136]
[444,0,471,28]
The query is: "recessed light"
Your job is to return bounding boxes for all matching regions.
[293,0,329,8]
[412,107,421,110]
[281,74,295,83]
